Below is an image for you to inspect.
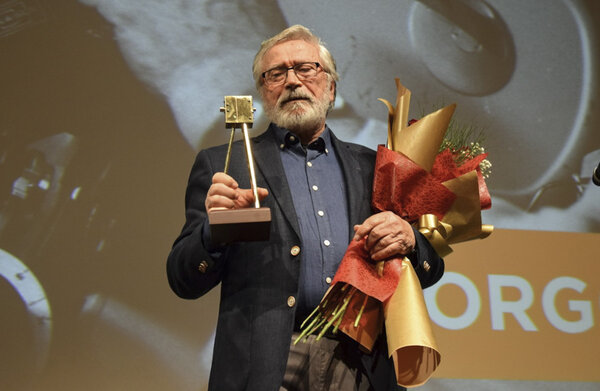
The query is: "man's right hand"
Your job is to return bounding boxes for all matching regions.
[205,172,269,211]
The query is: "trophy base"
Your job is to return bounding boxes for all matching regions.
[208,207,271,244]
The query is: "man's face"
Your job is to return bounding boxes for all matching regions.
[259,39,335,142]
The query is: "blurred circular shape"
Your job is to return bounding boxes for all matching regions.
[0,278,37,390]
[409,0,515,96]
[279,0,599,201]
[0,249,52,382]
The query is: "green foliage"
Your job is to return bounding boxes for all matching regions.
[416,106,492,178]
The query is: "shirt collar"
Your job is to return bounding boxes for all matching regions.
[271,123,331,154]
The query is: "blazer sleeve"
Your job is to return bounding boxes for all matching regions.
[166,149,226,299]
[409,227,444,289]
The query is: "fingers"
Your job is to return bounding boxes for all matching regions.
[353,211,415,261]
[352,212,391,242]
[212,172,239,188]
[256,187,269,201]
[369,234,414,261]
[205,172,269,211]
[234,187,269,208]
[205,173,238,211]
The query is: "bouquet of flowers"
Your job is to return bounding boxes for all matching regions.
[295,79,493,387]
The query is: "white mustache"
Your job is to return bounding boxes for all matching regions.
[278,91,313,107]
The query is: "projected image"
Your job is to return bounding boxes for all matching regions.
[0,0,598,390]
[80,0,600,234]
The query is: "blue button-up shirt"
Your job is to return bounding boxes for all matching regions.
[272,124,350,324]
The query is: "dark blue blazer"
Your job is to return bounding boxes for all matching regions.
[167,125,444,390]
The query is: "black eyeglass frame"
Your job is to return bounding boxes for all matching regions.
[261,62,322,86]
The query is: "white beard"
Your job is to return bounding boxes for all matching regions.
[263,88,332,140]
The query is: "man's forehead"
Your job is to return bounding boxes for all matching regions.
[263,39,320,67]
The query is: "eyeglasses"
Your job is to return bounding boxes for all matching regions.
[261,62,322,87]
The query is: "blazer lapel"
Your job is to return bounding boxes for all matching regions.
[331,134,373,239]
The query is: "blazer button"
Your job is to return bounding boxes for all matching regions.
[198,260,209,273]
[287,296,296,307]
[290,246,301,256]
[423,260,431,272]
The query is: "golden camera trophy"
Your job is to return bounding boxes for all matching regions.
[207,96,271,244]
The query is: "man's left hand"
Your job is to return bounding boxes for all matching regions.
[352,211,415,261]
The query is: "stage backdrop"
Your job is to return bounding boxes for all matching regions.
[1,0,599,390]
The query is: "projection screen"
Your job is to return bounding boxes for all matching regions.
[1,0,599,390]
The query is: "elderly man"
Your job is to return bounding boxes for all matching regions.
[167,25,444,391]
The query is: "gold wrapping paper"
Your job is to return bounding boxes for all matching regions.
[379,78,455,172]
[417,214,453,258]
[384,259,441,388]
[442,171,485,244]
[377,79,444,386]
[380,78,493,255]
[376,78,494,387]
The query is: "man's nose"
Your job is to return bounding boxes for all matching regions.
[284,69,302,87]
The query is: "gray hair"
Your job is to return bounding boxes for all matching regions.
[252,24,339,91]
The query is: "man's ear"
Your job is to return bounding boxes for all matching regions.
[329,80,336,104]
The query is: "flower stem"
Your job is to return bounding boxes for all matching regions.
[354,294,369,328]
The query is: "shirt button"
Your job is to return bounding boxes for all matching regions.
[279,143,285,149]
[287,296,296,307]
[312,185,319,191]
[307,161,313,167]
[317,210,325,217]
[198,260,209,273]
[290,245,301,256]
[326,277,332,284]
[323,240,330,246]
